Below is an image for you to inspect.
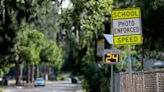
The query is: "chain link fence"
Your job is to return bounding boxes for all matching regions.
[114,69,164,92]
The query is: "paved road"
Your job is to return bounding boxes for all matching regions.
[4,81,83,92]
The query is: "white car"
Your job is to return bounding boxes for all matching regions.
[34,77,45,87]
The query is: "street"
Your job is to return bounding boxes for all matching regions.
[4,81,83,92]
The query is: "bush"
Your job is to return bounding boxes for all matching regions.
[82,62,112,92]
[83,63,102,92]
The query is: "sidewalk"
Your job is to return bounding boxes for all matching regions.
[8,79,53,84]
[75,83,83,92]
[75,90,83,92]
[2,80,84,92]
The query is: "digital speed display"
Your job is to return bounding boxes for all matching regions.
[103,50,120,64]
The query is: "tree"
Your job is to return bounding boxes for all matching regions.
[137,0,164,58]
[40,40,63,80]
[40,40,63,69]
[60,0,113,91]
[33,0,60,39]
[0,0,62,85]
[15,29,44,85]
[0,0,58,78]
[15,29,63,84]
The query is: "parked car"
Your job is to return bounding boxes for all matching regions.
[34,77,45,87]
[71,77,78,84]
[152,61,164,69]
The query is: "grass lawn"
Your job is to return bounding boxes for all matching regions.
[0,88,3,92]
[0,87,6,92]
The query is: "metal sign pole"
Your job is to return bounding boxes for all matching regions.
[111,64,113,92]
[128,45,133,92]
[103,49,120,92]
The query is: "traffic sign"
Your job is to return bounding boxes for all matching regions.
[103,49,120,64]
[112,8,142,45]
[112,8,141,20]
[114,35,142,45]
[112,18,141,36]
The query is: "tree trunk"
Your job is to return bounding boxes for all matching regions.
[27,64,30,84]
[15,62,21,86]
[36,64,40,77]
[30,65,35,83]
[44,65,48,81]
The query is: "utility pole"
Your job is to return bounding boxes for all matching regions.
[111,64,113,92]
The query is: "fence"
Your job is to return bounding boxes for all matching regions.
[114,69,164,92]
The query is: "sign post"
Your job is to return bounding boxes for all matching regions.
[128,45,132,92]
[111,8,142,92]
[103,49,120,92]
[111,64,113,92]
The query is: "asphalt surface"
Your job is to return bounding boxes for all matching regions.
[4,81,83,92]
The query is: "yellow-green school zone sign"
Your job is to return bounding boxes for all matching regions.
[113,35,142,45]
[112,8,141,20]
[112,8,142,45]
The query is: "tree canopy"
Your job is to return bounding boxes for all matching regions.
[15,29,63,68]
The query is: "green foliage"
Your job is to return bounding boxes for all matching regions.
[60,0,113,91]
[83,62,117,92]
[83,63,102,92]
[116,45,141,72]
[0,0,64,83]
[135,0,164,59]
[80,0,113,32]
[15,28,63,69]
[0,0,60,73]
[60,0,113,69]
[40,40,63,69]
[135,61,142,71]
[16,0,25,3]
[15,29,44,64]
[33,0,60,39]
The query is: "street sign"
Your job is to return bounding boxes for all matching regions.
[103,49,120,64]
[112,8,141,19]
[112,8,142,45]
[112,18,141,36]
[114,35,142,45]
